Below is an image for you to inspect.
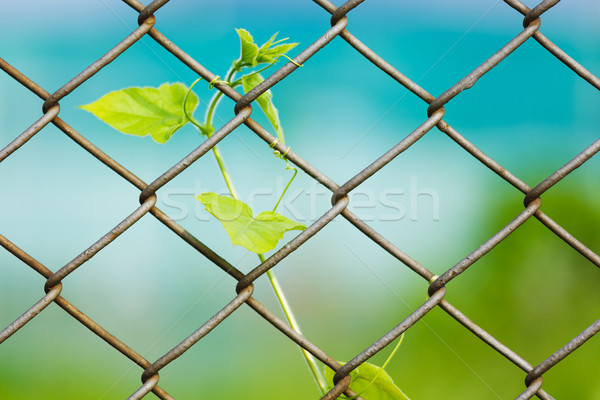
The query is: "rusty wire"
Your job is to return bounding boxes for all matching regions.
[1,0,599,399]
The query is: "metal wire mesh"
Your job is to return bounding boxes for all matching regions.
[1,0,599,399]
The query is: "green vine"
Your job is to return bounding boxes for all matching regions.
[79,28,409,399]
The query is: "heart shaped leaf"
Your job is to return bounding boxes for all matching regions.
[196,192,305,254]
[80,82,198,143]
[325,362,410,400]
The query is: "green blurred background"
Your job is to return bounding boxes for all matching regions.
[1,0,599,399]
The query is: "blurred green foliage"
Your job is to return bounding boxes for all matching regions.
[383,176,600,400]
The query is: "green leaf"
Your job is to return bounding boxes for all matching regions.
[257,44,299,65]
[242,73,284,143]
[258,32,280,51]
[196,192,305,254]
[325,363,410,400]
[256,33,298,64]
[235,28,260,68]
[80,83,198,144]
[235,29,298,70]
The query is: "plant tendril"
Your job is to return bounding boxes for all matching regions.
[273,164,297,213]
[183,78,206,133]
[277,54,303,67]
[208,75,230,89]
[269,138,296,212]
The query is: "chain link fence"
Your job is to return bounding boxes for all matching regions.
[1,0,599,399]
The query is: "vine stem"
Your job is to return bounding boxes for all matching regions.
[211,145,238,199]
[261,255,329,395]
[185,72,329,395]
[184,78,238,199]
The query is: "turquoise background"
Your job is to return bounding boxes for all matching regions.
[1,1,599,399]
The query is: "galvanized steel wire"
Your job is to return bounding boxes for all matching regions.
[1,0,599,399]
